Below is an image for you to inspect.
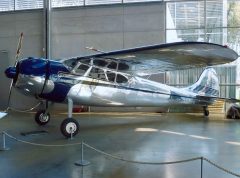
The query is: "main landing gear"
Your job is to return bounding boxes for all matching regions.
[60,98,79,138]
[34,99,80,138]
[203,106,209,117]
[60,118,79,138]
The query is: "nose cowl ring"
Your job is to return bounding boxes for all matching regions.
[5,67,17,79]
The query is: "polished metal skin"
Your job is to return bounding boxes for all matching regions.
[7,58,219,108]
[66,66,218,107]
[11,57,219,107]
[15,74,54,96]
[5,42,237,108]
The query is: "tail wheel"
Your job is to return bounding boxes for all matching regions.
[35,110,50,125]
[60,118,79,138]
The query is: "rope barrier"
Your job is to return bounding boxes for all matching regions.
[3,132,82,147]
[2,131,240,177]
[203,157,240,177]
[5,102,42,113]
[83,142,201,165]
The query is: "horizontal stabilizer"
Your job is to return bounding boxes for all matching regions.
[219,97,240,103]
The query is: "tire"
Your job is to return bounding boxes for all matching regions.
[227,115,232,119]
[60,118,79,138]
[204,109,209,117]
[35,110,50,125]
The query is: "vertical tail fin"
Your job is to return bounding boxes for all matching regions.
[187,68,219,97]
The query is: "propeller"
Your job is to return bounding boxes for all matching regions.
[5,32,24,111]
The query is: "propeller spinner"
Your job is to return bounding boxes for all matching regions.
[5,66,17,79]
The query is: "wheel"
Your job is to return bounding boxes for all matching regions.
[227,114,232,119]
[35,110,50,125]
[60,118,79,138]
[204,109,209,116]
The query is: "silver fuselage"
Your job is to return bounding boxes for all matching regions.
[12,59,217,107]
[65,75,198,107]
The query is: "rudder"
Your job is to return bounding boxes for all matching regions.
[187,68,219,97]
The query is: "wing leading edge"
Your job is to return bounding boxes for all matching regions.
[62,42,239,76]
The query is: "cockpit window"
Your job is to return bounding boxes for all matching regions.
[63,58,77,69]
[89,67,106,81]
[80,58,91,65]
[116,74,128,83]
[75,64,89,75]
[106,71,116,82]
[93,59,108,67]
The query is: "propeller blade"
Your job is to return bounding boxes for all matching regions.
[15,32,23,62]
[5,32,24,111]
[6,80,14,111]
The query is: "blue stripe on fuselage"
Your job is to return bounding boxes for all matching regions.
[39,82,71,102]
[37,59,70,102]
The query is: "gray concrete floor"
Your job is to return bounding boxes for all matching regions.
[0,112,240,178]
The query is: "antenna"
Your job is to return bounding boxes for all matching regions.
[85,46,105,54]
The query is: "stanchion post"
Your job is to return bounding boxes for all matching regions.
[201,157,203,178]
[0,132,10,151]
[75,141,90,166]
[70,127,73,140]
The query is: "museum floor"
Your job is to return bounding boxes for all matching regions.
[0,112,240,178]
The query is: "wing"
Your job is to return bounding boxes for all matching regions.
[62,42,239,76]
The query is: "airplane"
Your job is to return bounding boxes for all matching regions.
[4,40,239,138]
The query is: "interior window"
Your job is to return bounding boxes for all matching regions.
[80,58,91,65]
[63,58,77,69]
[116,74,128,83]
[107,61,117,69]
[93,59,107,67]
[75,64,89,75]
[89,67,106,80]
[118,62,129,70]
[106,71,116,82]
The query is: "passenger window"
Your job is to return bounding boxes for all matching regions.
[107,61,117,69]
[75,64,89,75]
[93,59,107,67]
[116,74,128,83]
[89,67,106,80]
[107,72,116,82]
[118,62,129,70]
